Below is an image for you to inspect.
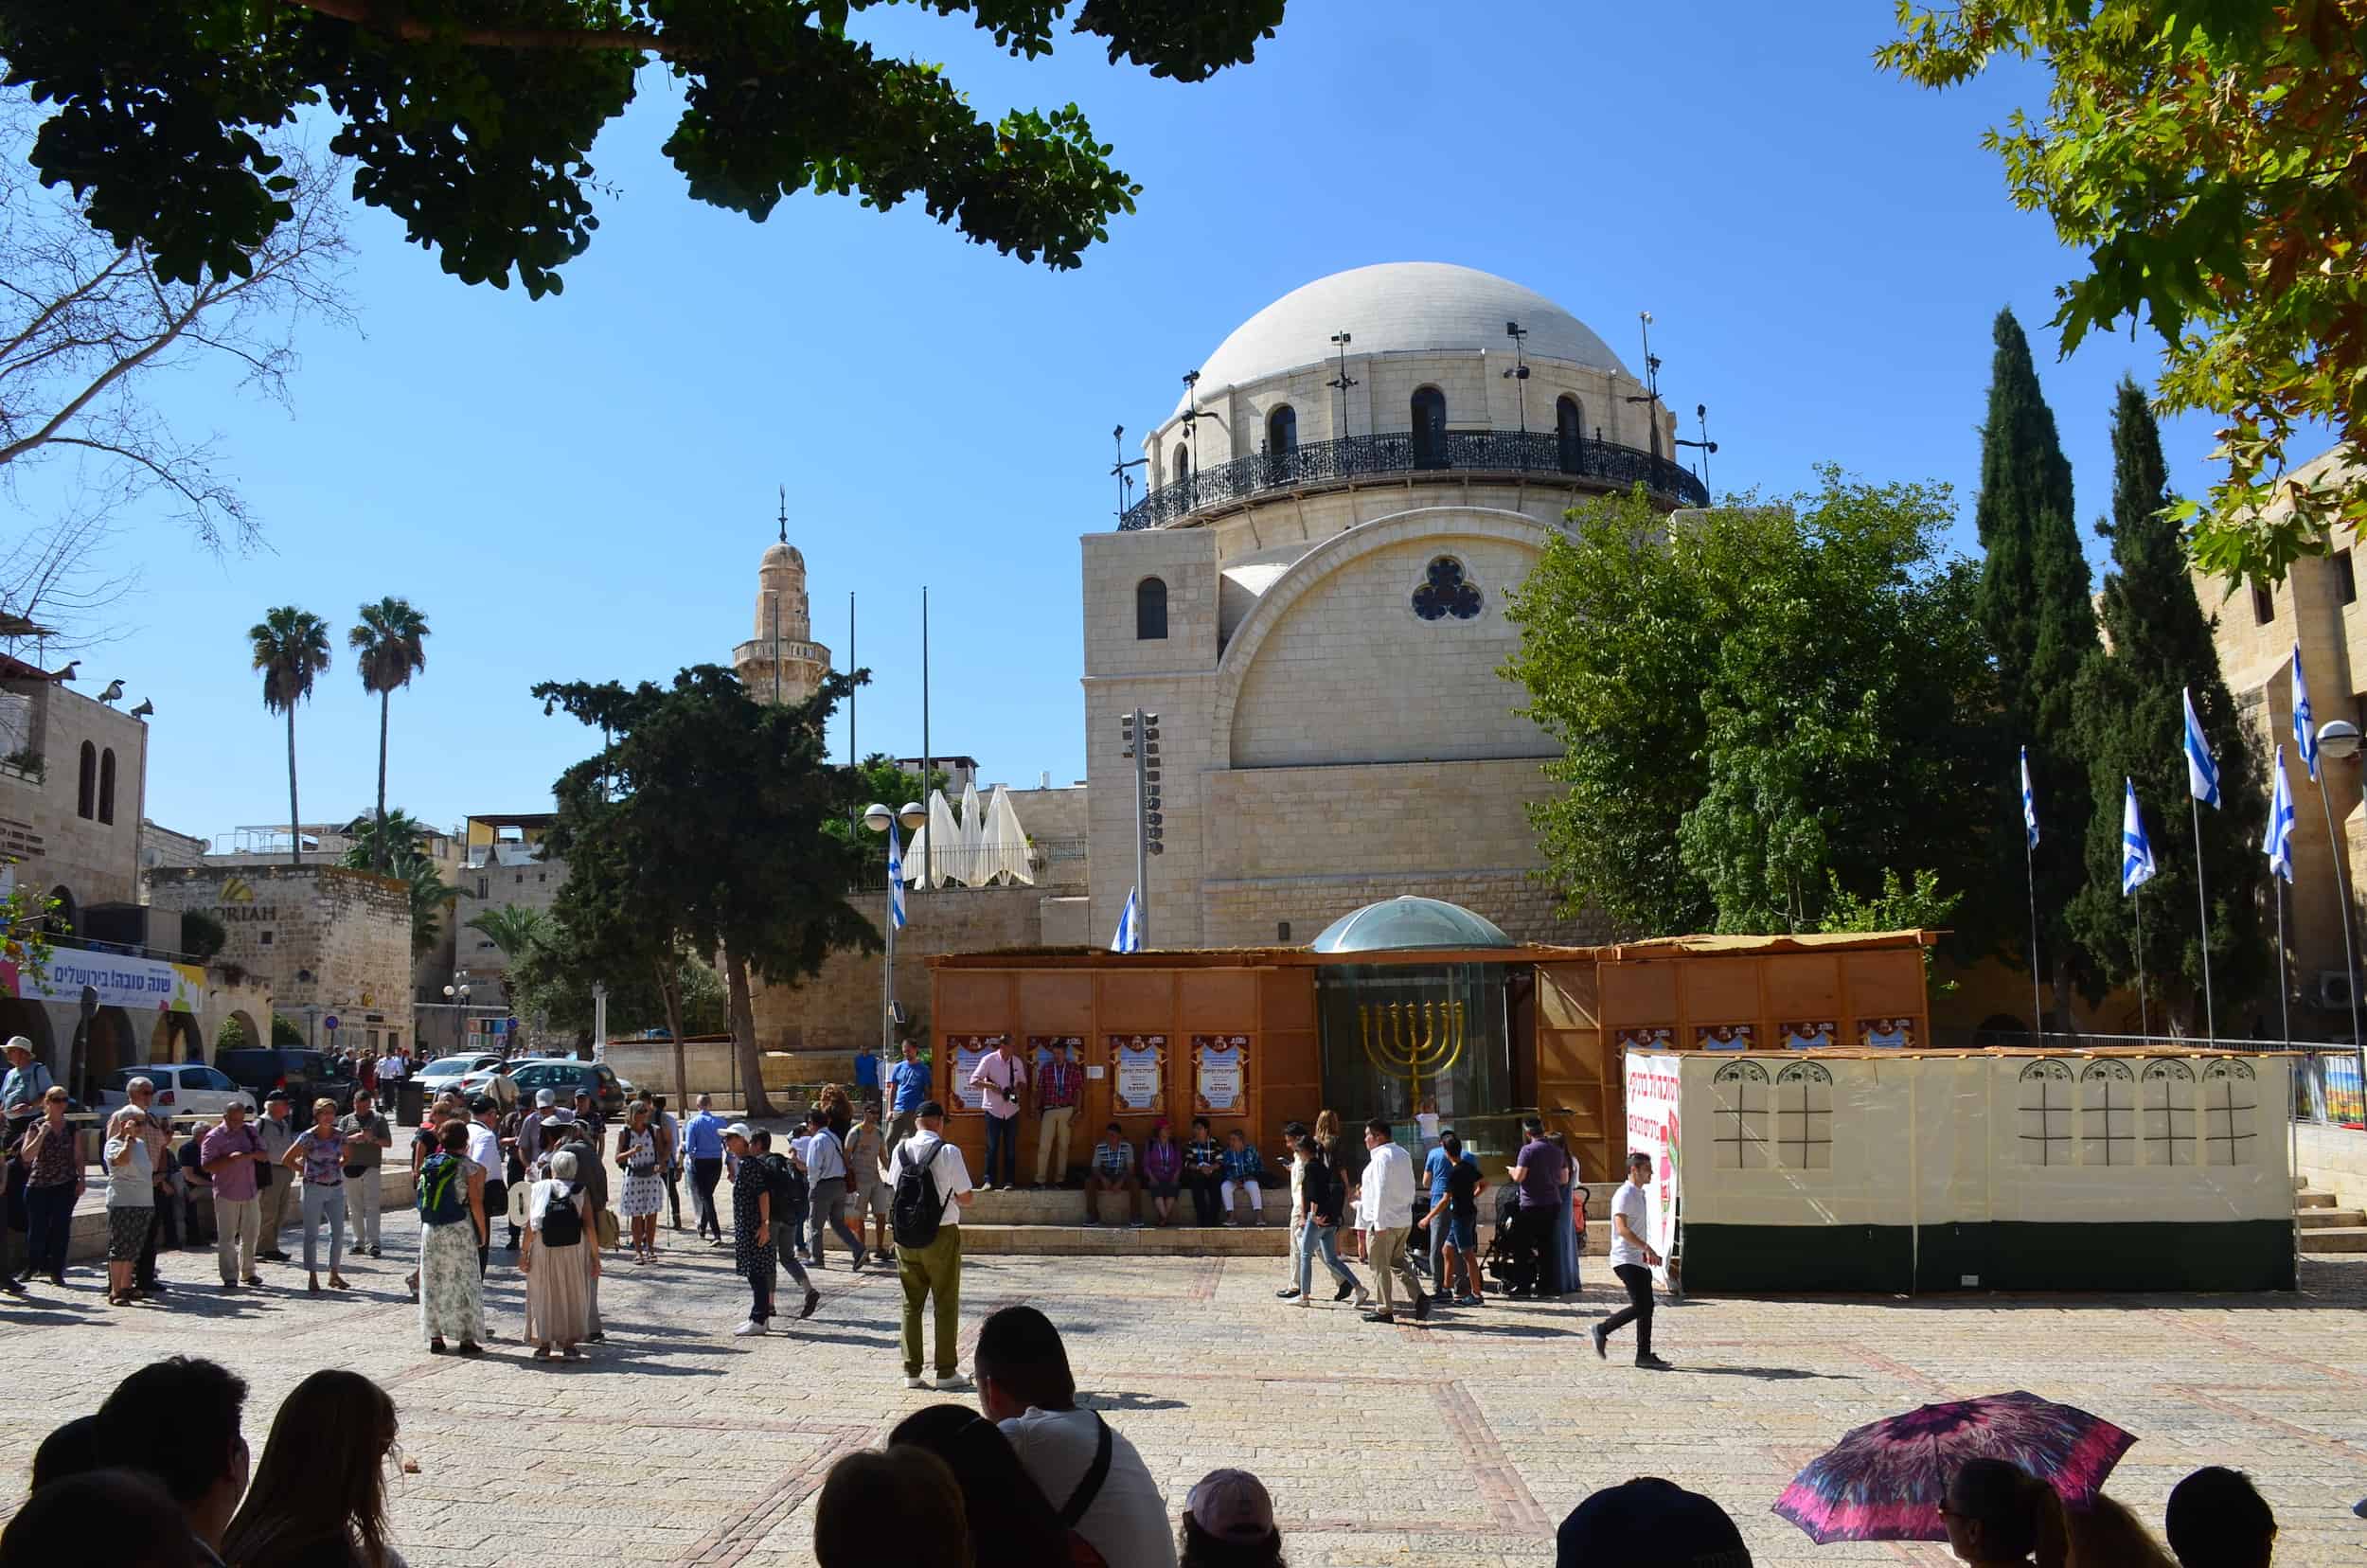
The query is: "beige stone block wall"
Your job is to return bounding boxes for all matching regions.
[148,864,415,1052]
[0,681,151,916]
[1205,757,1558,882]
[451,853,568,1003]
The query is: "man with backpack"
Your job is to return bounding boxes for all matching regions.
[885,1099,974,1390]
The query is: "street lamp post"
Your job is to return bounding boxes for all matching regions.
[2315,720,2367,1104]
[863,801,930,1091]
[442,971,472,1055]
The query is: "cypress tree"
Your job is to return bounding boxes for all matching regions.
[2066,379,2266,1033]
[1974,309,2103,1027]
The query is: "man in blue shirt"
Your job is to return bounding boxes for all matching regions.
[682,1093,730,1243]
[888,1040,931,1149]
[1,1037,53,1125]
[1421,1134,1456,1280]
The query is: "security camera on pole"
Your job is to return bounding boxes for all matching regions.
[1115,709,1161,951]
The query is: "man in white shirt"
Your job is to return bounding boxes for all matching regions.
[966,1038,1025,1190]
[976,1305,1178,1568]
[1356,1118,1428,1324]
[376,1048,409,1087]
[799,1106,869,1269]
[885,1099,973,1389]
[465,1097,505,1277]
[1592,1150,1668,1369]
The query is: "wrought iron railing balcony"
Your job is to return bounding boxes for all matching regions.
[1118,428,1710,530]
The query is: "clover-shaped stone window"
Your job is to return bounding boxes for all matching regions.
[1412,556,1483,621]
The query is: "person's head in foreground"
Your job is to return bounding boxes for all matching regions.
[2164,1467,2275,1568]
[813,1446,969,1568]
[1556,1477,1751,1568]
[972,1304,1074,1421]
[1182,1467,1285,1568]
[27,1414,98,1496]
[2,1469,197,1568]
[222,1369,400,1568]
[93,1356,249,1553]
[888,1404,1073,1567]
[1942,1458,2066,1568]
[2067,1495,2177,1568]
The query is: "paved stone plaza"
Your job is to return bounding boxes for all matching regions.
[3,1203,2362,1566]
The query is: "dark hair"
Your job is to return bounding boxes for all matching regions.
[887,1406,1071,1568]
[807,1107,828,1129]
[1181,1515,1288,1568]
[1628,1150,1652,1170]
[27,1415,98,1495]
[1,1469,194,1568]
[1949,1459,2067,1568]
[1226,1128,1246,1141]
[1440,1132,1463,1160]
[864,1101,881,1115]
[1105,1121,1121,1133]
[1364,1118,1390,1140]
[815,1448,967,1568]
[971,1305,1076,1410]
[1522,1115,1544,1136]
[222,1370,398,1568]
[2163,1466,2275,1568]
[93,1357,248,1507]
[1281,1121,1306,1138]
[918,1099,945,1119]
[1192,1117,1209,1131]
[650,1095,667,1109]
[751,1130,774,1151]
[437,1120,470,1153]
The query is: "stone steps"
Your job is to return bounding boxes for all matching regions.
[2296,1207,2366,1229]
[2297,1186,2339,1208]
[959,1222,1291,1256]
[2299,1226,2367,1254]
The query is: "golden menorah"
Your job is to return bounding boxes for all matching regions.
[1358,998,1467,1105]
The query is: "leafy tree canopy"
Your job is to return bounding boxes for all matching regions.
[0,0,1287,298]
[1879,0,2367,586]
[1501,472,2000,942]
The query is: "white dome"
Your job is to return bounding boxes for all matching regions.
[1175,262,1630,415]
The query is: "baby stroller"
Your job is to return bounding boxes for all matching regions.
[1483,1182,1529,1293]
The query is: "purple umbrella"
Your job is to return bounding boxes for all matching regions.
[1773,1391,2136,1544]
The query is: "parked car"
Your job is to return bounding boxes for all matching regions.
[450,1060,521,1112]
[417,1053,504,1099]
[96,1063,255,1119]
[216,1048,360,1114]
[504,1058,631,1121]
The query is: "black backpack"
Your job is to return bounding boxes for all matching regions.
[539,1182,584,1248]
[891,1136,946,1249]
[763,1151,809,1215]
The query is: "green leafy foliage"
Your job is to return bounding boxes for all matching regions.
[270,1013,305,1046]
[216,1013,248,1051]
[248,604,331,866]
[349,597,430,873]
[1973,310,2103,1011]
[179,908,227,963]
[0,0,1287,297]
[2065,379,2267,1027]
[337,808,452,958]
[1879,0,2367,586]
[1501,472,1999,940]
[1821,869,1962,991]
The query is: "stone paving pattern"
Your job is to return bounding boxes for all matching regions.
[3,1189,2362,1566]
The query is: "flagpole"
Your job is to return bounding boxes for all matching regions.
[2277,870,2290,1047]
[2024,828,2044,1046]
[2134,887,2149,1040]
[2191,792,2216,1043]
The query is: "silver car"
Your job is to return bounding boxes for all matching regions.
[96,1063,255,1119]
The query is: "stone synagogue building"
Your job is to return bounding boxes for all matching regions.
[754,261,1712,1061]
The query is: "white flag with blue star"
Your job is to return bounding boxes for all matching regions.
[2293,643,2318,782]
[2020,746,2038,848]
[2183,687,2220,808]
[1111,885,1142,953]
[2265,744,2296,883]
[2121,777,2156,894]
[885,822,907,930]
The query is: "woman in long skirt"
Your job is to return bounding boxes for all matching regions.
[614,1103,665,1264]
[524,1149,596,1361]
[418,1118,486,1355]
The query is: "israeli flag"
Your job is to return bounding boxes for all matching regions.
[885,822,907,931]
[2293,643,2318,781]
[2121,778,2156,894]
[2020,746,2039,848]
[2183,686,2220,808]
[1111,885,1142,953]
[2265,744,2296,883]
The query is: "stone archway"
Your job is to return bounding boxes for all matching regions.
[0,999,56,1078]
[150,1010,204,1064]
[218,1008,264,1057]
[84,1005,134,1088]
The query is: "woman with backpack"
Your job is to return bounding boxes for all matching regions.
[418,1118,486,1356]
[523,1149,596,1362]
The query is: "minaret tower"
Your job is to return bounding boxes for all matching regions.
[732,487,831,705]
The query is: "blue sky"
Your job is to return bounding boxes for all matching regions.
[29,1,2233,845]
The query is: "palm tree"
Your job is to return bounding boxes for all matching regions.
[339,807,429,873]
[348,597,431,871]
[248,607,331,866]
[466,905,551,959]
[404,858,456,959]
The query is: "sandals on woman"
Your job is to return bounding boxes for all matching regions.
[532,1345,552,1361]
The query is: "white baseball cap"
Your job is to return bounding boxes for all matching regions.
[535,1088,557,1107]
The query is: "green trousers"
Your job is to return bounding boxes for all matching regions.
[897,1225,963,1378]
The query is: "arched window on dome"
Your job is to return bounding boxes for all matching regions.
[76,740,96,820]
[1135,577,1168,641]
[1267,404,1297,456]
[1557,396,1584,472]
[1411,386,1447,469]
[1171,447,1192,490]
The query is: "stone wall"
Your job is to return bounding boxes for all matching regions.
[451,850,568,1005]
[147,864,416,1053]
[2298,1122,2367,1210]
[0,678,150,916]
[749,882,1046,1058]
[1201,867,1603,950]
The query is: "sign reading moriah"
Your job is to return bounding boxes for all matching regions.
[1622,1049,1681,1290]
[3,952,203,1016]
